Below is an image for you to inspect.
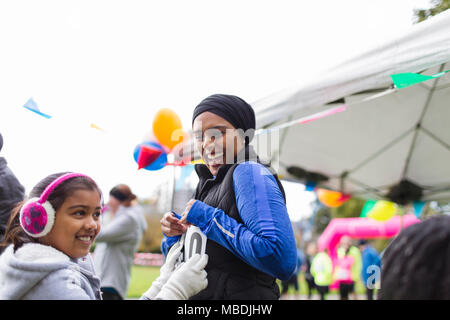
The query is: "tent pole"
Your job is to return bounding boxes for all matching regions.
[401,63,446,179]
[171,165,177,211]
[420,127,450,152]
[346,176,384,198]
[348,127,414,175]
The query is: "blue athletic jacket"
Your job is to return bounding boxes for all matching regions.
[161,161,297,280]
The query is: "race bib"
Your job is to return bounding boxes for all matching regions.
[176,225,207,267]
[184,225,207,261]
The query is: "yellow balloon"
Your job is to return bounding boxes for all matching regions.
[368,200,397,221]
[152,108,183,150]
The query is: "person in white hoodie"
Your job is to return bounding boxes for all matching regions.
[0,172,207,300]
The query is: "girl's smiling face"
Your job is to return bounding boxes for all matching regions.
[40,189,102,259]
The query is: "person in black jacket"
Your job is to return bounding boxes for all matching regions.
[160,94,298,299]
[0,132,26,253]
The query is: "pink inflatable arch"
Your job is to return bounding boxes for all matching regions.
[317,214,421,288]
[318,214,420,259]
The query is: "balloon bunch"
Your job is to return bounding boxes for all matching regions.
[360,199,398,221]
[134,108,191,171]
[316,188,351,208]
[316,188,401,221]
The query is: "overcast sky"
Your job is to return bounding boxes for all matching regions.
[0,0,432,220]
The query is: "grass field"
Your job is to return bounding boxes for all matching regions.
[126,265,161,298]
[126,265,367,299]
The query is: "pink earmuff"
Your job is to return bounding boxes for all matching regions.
[19,173,100,238]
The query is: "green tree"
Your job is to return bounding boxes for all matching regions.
[138,213,165,253]
[313,205,332,235]
[330,197,366,219]
[312,197,366,237]
[414,0,450,23]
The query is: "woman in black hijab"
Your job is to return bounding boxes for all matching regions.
[160,94,297,299]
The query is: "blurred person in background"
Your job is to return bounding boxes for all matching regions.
[93,184,148,300]
[334,241,355,300]
[337,236,362,300]
[310,247,333,300]
[303,242,317,299]
[359,239,381,300]
[0,132,25,254]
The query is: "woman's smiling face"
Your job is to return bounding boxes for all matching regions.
[39,189,102,259]
[192,112,245,176]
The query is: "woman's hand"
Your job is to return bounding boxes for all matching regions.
[179,199,197,225]
[160,212,187,237]
[154,253,208,300]
[142,241,183,299]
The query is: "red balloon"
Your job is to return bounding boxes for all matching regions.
[137,144,163,170]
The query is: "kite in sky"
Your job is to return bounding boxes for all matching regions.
[90,123,105,132]
[23,97,52,119]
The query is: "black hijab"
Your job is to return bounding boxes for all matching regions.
[192,94,286,202]
[192,94,256,144]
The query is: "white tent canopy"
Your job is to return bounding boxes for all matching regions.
[252,10,450,202]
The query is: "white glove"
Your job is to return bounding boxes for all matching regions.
[142,241,183,300]
[154,253,208,300]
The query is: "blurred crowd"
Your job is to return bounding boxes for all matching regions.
[281,236,381,300]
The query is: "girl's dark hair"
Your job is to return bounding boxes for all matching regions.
[380,214,450,299]
[0,172,102,251]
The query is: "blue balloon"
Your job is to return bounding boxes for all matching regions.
[305,181,317,192]
[133,141,167,171]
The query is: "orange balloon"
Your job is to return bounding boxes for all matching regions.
[317,188,350,208]
[152,108,183,150]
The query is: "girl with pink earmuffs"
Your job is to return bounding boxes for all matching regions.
[0,172,207,300]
